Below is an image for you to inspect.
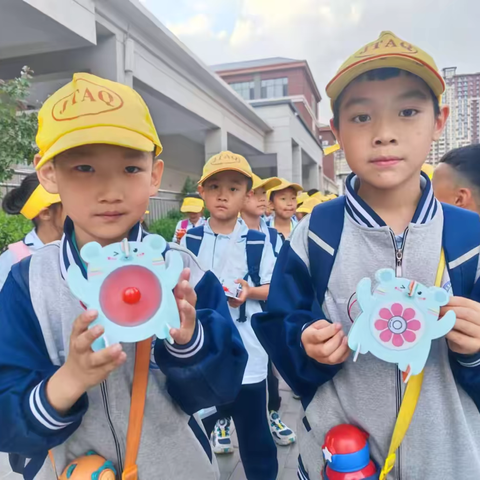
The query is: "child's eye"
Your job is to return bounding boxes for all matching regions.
[209,184,218,190]
[126,166,141,174]
[352,114,371,123]
[75,165,94,173]
[399,109,419,118]
[230,187,238,192]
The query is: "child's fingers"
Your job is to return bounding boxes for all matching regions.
[71,310,98,339]
[74,324,104,354]
[174,269,196,307]
[318,330,345,357]
[309,322,342,344]
[327,337,350,364]
[452,318,480,338]
[447,330,480,353]
[171,298,196,345]
[89,344,125,368]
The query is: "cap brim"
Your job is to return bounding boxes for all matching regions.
[198,167,252,185]
[326,54,445,104]
[36,126,162,170]
[181,206,203,213]
[254,177,282,191]
[270,182,303,193]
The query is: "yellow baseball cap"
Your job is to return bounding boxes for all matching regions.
[326,31,445,105]
[198,151,252,185]
[20,184,61,220]
[35,73,162,170]
[421,163,435,180]
[297,195,324,215]
[269,178,303,195]
[252,174,282,192]
[296,192,310,207]
[181,197,204,213]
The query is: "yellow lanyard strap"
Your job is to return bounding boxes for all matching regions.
[379,249,446,480]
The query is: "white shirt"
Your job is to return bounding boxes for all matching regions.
[172,217,206,243]
[0,229,44,291]
[182,218,275,384]
[260,217,282,257]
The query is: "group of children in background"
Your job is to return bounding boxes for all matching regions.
[1,30,480,480]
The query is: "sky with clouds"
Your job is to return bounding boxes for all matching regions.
[139,0,480,122]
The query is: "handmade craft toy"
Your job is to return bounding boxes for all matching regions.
[68,235,183,351]
[59,451,116,480]
[348,268,456,381]
[322,424,379,480]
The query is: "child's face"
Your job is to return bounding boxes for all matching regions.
[332,74,448,190]
[188,211,203,224]
[271,187,297,220]
[36,144,163,246]
[199,171,249,222]
[243,187,267,217]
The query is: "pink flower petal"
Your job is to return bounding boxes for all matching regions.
[392,334,404,347]
[379,308,392,320]
[391,303,403,317]
[403,331,417,343]
[380,330,393,342]
[375,320,389,331]
[407,320,421,331]
[403,308,415,321]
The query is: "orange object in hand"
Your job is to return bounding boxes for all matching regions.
[177,229,187,241]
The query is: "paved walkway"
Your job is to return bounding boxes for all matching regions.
[217,378,302,480]
[0,380,302,480]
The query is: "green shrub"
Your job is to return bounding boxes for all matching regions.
[0,211,32,252]
[148,217,179,242]
[166,209,183,221]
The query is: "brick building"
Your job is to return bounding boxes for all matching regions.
[213,58,337,193]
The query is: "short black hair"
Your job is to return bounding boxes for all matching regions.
[201,173,252,192]
[332,68,441,131]
[2,172,39,215]
[270,186,297,202]
[440,144,480,190]
[308,189,319,196]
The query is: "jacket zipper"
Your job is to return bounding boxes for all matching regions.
[101,380,124,473]
[389,228,409,480]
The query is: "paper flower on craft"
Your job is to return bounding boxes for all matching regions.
[348,268,456,380]
[68,235,183,351]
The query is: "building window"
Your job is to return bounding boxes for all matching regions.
[229,81,255,100]
[261,78,288,99]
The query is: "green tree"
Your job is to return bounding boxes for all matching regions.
[181,177,198,197]
[0,67,38,182]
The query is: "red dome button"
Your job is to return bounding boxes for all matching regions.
[123,287,141,305]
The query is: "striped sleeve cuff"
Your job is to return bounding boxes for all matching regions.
[164,320,205,361]
[26,380,88,435]
[455,351,480,368]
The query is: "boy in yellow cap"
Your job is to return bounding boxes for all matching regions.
[181,152,279,479]
[0,73,247,480]
[267,179,303,242]
[173,195,206,244]
[253,32,480,479]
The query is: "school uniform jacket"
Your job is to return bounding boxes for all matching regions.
[253,174,480,480]
[0,220,247,480]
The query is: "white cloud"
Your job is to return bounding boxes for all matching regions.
[146,0,480,122]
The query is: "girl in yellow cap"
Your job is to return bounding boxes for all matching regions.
[173,195,206,244]
[0,173,63,290]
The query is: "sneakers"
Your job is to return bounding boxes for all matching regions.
[269,411,296,446]
[211,418,234,454]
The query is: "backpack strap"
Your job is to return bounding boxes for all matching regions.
[8,241,32,263]
[442,203,480,298]
[238,230,267,323]
[185,226,205,257]
[181,219,189,230]
[268,227,278,257]
[308,197,346,307]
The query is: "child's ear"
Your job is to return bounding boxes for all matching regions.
[149,159,164,196]
[433,105,450,141]
[35,156,59,195]
[198,185,205,199]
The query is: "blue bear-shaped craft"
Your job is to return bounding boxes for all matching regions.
[68,235,183,351]
[348,268,456,381]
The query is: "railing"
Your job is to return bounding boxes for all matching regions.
[1,170,182,223]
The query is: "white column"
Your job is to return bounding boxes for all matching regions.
[205,128,228,162]
[275,142,293,180]
[292,144,302,185]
